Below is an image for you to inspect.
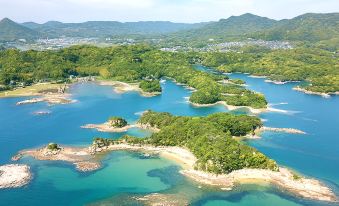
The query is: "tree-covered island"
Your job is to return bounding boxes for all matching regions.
[93,111,277,174]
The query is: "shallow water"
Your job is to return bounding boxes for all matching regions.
[0,67,338,205]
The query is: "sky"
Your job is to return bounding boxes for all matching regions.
[0,0,338,23]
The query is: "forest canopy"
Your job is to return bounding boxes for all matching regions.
[0,44,267,108]
[96,111,277,174]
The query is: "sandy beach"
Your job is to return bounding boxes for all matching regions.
[97,80,161,97]
[190,101,266,114]
[0,164,32,189]
[13,143,336,202]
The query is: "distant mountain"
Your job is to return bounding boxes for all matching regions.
[255,13,339,41]
[175,13,339,43]
[21,20,205,38]
[172,13,277,41]
[2,13,338,43]
[0,18,41,42]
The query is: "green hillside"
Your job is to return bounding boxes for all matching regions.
[255,13,339,42]
[21,20,205,38]
[0,18,41,42]
[171,13,277,43]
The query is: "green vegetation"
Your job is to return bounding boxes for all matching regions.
[0,18,41,42]
[170,13,276,45]
[229,79,245,85]
[47,143,59,150]
[108,117,128,128]
[292,173,302,180]
[139,79,162,93]
[100,111,276,174]
[167,13,338,48]
[201,47,339,93]
[0,44,267,108]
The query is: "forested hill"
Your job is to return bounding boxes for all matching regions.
[171,13,277,41]
[20,20,205,38]
[255,13,339,42]
[171,13,339,43]
[1,13,338,43]
[0,18,42,42]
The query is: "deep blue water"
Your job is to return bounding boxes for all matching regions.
[0,68,338,205]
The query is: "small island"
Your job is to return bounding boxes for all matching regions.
[81,116,133,132]
[13,111,336,202]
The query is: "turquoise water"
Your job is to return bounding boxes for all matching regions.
[0,68,338,205]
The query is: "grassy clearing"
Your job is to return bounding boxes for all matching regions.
[0,83,63,98]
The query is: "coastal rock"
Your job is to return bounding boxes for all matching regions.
[81,122,132,133]
[16,93,76,106]
[0,164,31,189]
[293,87,332,98]
[134,193,189,206]
[181,168,337,202]
[97,80,160,97]
[75,161,101,172]
[261,126,306,134]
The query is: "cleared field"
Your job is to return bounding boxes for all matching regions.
[0,83,63,98]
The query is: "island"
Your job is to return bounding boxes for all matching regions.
[0,164,31,189]
[81,116,133,132]
[12,111,336,202]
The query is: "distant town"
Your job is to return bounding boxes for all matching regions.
[1,37,293,52]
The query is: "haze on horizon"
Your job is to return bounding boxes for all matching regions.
[0,0,339,24]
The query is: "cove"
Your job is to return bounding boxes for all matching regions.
[0,71,338,206]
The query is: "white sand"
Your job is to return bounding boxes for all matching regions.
[0,164,31,189]
[15,143,337,202]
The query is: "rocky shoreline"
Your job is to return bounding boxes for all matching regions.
[81,122,160,133]
[12,143,337,202]
[265,80,300,85]
[0,164,32,189]
[81,122,134,132]
[293,87,338,98]
[190,101,266,114]
[261,126,306,134]
[97,80,160,97]
[16,93,76,106]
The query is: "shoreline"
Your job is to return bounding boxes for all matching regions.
[261,126,306,135]
[13,143,336,202]
[293,87,338,98]
[243,126,306,140]
[96,80,161,97]
[81,122,160,133]
[16,93,77,106]
[264,80,301,85]
[243,73,338,98]
[0,164,32,189]
[190,101,266,114]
